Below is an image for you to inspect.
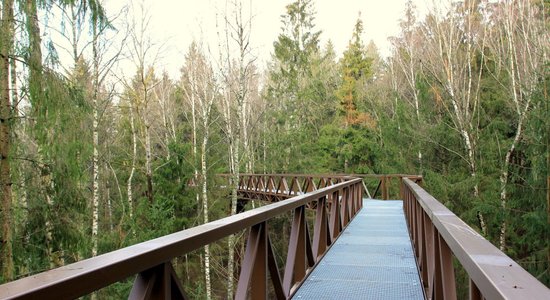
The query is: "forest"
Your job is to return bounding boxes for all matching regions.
[0,0,548,298]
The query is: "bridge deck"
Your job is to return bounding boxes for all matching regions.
[293,199,425,299]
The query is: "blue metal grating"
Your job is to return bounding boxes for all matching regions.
[293,200,425,300]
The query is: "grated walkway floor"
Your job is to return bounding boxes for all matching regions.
[293,199,425,300]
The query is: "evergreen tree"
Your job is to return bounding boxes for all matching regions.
[337,15,372,128]
[0,0,15,281]
[266,0,322,172]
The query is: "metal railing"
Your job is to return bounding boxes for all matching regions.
[354,174,423,200]
[225,173,422,202]
[402,178,550,299]
[0,177,363,299]
[234,174,355,202]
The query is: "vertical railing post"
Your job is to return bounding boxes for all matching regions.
[341,187,350,227]
[386,176,390,199]
[438,234,457,300]
[349,184,356,218]
[422,212,436,297]
[432,228,443,300]
[129,262,187,300]
[348,185,356,221]
[420,211,429,287]
[469,279,482,300]
[313,196,328,260]
[357,182,363,210]
[329,190,341,241]
[399,176,405,201]
[411,198,420,260]
[404,183,410,227]
[381,176,388,200]
[283,206,307,296]
[236,222,268,300]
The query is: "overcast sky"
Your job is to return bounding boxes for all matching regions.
[101,0,434,77]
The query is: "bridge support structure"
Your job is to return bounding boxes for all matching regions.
[1,174,549,299]
[0,177,363,300]
[402,178,550,299]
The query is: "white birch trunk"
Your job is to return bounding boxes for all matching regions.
[156,88,171,159]
[127,101,137,219]
[497,0,541,250]
[227,138,239,297]
[201,131,211,300]
[144,121,153,202]
[91,17,100,258]
[91,106,99,257]
[430,7,486,235]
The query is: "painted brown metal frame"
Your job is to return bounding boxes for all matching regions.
[355,174,422,200]
[402,178,550,300]
[231,173,422,203]
[0,177,363,300]
[232,174,355,203]
[4,174,546,299]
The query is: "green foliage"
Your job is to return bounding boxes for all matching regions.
[153,142,197,231]
[336,17,373,126]
[17,68,92,273]
[4,0,548,293]
[274,0,320,75]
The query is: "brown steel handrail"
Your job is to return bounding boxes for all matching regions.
[220,173,422,202]
[234,174,354,203]
[401,178,550,300]
[0,178,363,299]
[355,174,422,200]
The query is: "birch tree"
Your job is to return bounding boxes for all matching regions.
[126,95,137,219]
[421,1,488,234]
[59,0,119,258]
[89,0,118,258]
[216,0,256,295]
[126,1,161,205]
[153,72,177,159]
[487,0,549,250]
[180,41,218,299]
[390,0,424,169]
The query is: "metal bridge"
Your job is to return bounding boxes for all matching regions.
[0,174,549,299]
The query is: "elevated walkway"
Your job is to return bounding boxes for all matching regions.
[294,199,424,299]
[1,175,548,299]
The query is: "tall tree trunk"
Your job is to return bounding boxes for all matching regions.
[70,5,79,63]
[262,115,267,174]
[0,0,15,281]
[190,90,207,298]
[498,1,538,250]
[160,96,170,159]
[227,134,239,298]
[201,130,211,300]
[222,94,237,296]
[91,15,100,258]
[183,56,212,297]
[25,0,59,268]
[141,69,153,204]
[188,86,199,216]
[127,101,137,219]
[144,121,153,202]
[225,4,254,293]
[429,7,486,236]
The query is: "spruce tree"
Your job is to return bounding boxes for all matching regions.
[337,15,372,128]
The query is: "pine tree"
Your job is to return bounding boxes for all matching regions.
[266,0,322,171]
[337,15,372,128]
